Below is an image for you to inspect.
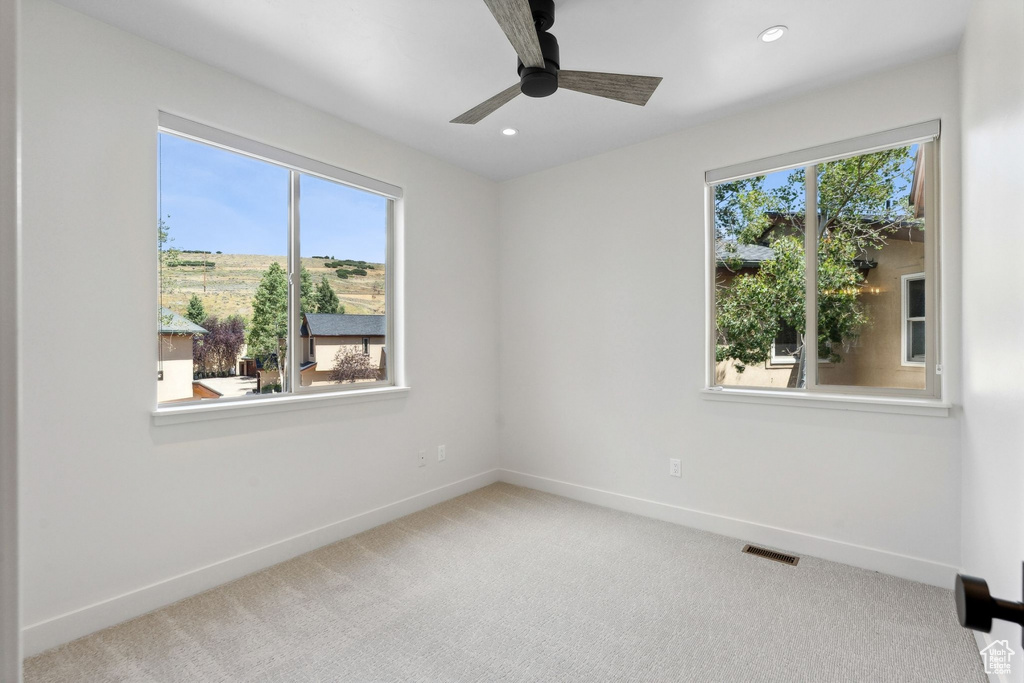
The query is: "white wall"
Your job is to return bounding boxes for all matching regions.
[19,0,499,654]
[1,0,22,677]
[960,0,1024,674]
[498,55,963,586]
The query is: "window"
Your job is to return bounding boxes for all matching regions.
[708,121,940,399]
[156,113,400,408]
[902,274,925,365]
[771,321,800,364]
[362,338,370,356]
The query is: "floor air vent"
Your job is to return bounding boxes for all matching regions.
[742,544,799,566]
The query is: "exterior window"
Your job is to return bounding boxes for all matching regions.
[708,122,939,398]
[902,274,925,365]
[157,114,399,407]
[362,338,370,355]
[771,321,800,364]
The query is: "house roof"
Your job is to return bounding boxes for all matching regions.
[301,313,385,337]
[716,243,775,268]
[716,242,877,270]
[160,307,208,335]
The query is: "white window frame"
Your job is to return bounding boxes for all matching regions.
[153,113,407,424]
[704,121,945,413]
[770,341,798,365]
[901,273,926,367]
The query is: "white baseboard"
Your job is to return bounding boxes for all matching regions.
[499,469,959,589]
[22,466,963,658]
[22,469,500,657]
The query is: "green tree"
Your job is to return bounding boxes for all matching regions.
[247,262,289,387]
[300,266,314,313]
[158,218,181,327]
[715,147,915,386]
[313,274,341,314]
[185,294,206,326]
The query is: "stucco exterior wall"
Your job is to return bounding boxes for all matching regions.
[716,237,926,390]
[157,333,194,403]
[307,335,385,373]
[820,238,926,389]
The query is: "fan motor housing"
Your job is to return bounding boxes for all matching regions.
[517,30,560,98]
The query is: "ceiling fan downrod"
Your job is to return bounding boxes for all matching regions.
[518,0,559,97]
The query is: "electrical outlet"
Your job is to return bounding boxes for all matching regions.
[669,458,681,477]
[418,450,426,467]
[438,444,446,462]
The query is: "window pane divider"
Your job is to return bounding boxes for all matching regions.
[924,141,940,394]
[804,165,819,390]
[288,169,301,394]
[385,198,397,387]
[705,185,717,389]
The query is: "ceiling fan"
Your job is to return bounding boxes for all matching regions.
[451,0,663,124]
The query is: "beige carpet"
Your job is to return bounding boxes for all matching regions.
[25,483,984,682]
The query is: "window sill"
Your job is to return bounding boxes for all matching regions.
[153,385,410,426]
[701,387,950,417]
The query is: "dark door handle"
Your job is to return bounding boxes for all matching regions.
[955,572,1024,633]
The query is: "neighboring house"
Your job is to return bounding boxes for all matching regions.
[157,307,214,403]
[715,223,926,390]
[254,313,387,390]
[300,313,386,386]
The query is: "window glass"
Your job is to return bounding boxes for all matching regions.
[816,145,926,389]
[772,321,800,362]
[907,278,925,319]
[297,174,387,388]
[905,275,926,364]
[714,168,806,388]
[158,132,288,404]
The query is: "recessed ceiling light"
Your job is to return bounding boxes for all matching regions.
[758,25,787,43]
[501,128,518,136]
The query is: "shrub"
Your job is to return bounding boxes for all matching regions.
[170,260,215,268]
[336,269,350,279]
[330,349,377,383]
[326,259,371,268]
[261,383,282,394]
[193,315,245,376]
[350,268,367,276]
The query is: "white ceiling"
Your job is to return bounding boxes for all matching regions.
[53,0,970,181]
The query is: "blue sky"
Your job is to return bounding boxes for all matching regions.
[760,144,918,197]
[158,133,387,262]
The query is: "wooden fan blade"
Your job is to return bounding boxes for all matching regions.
[482,0,545,69]
[558,70,663,106]
[451,84,522,124]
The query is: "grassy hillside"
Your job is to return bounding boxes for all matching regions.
[160,254,386,320]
